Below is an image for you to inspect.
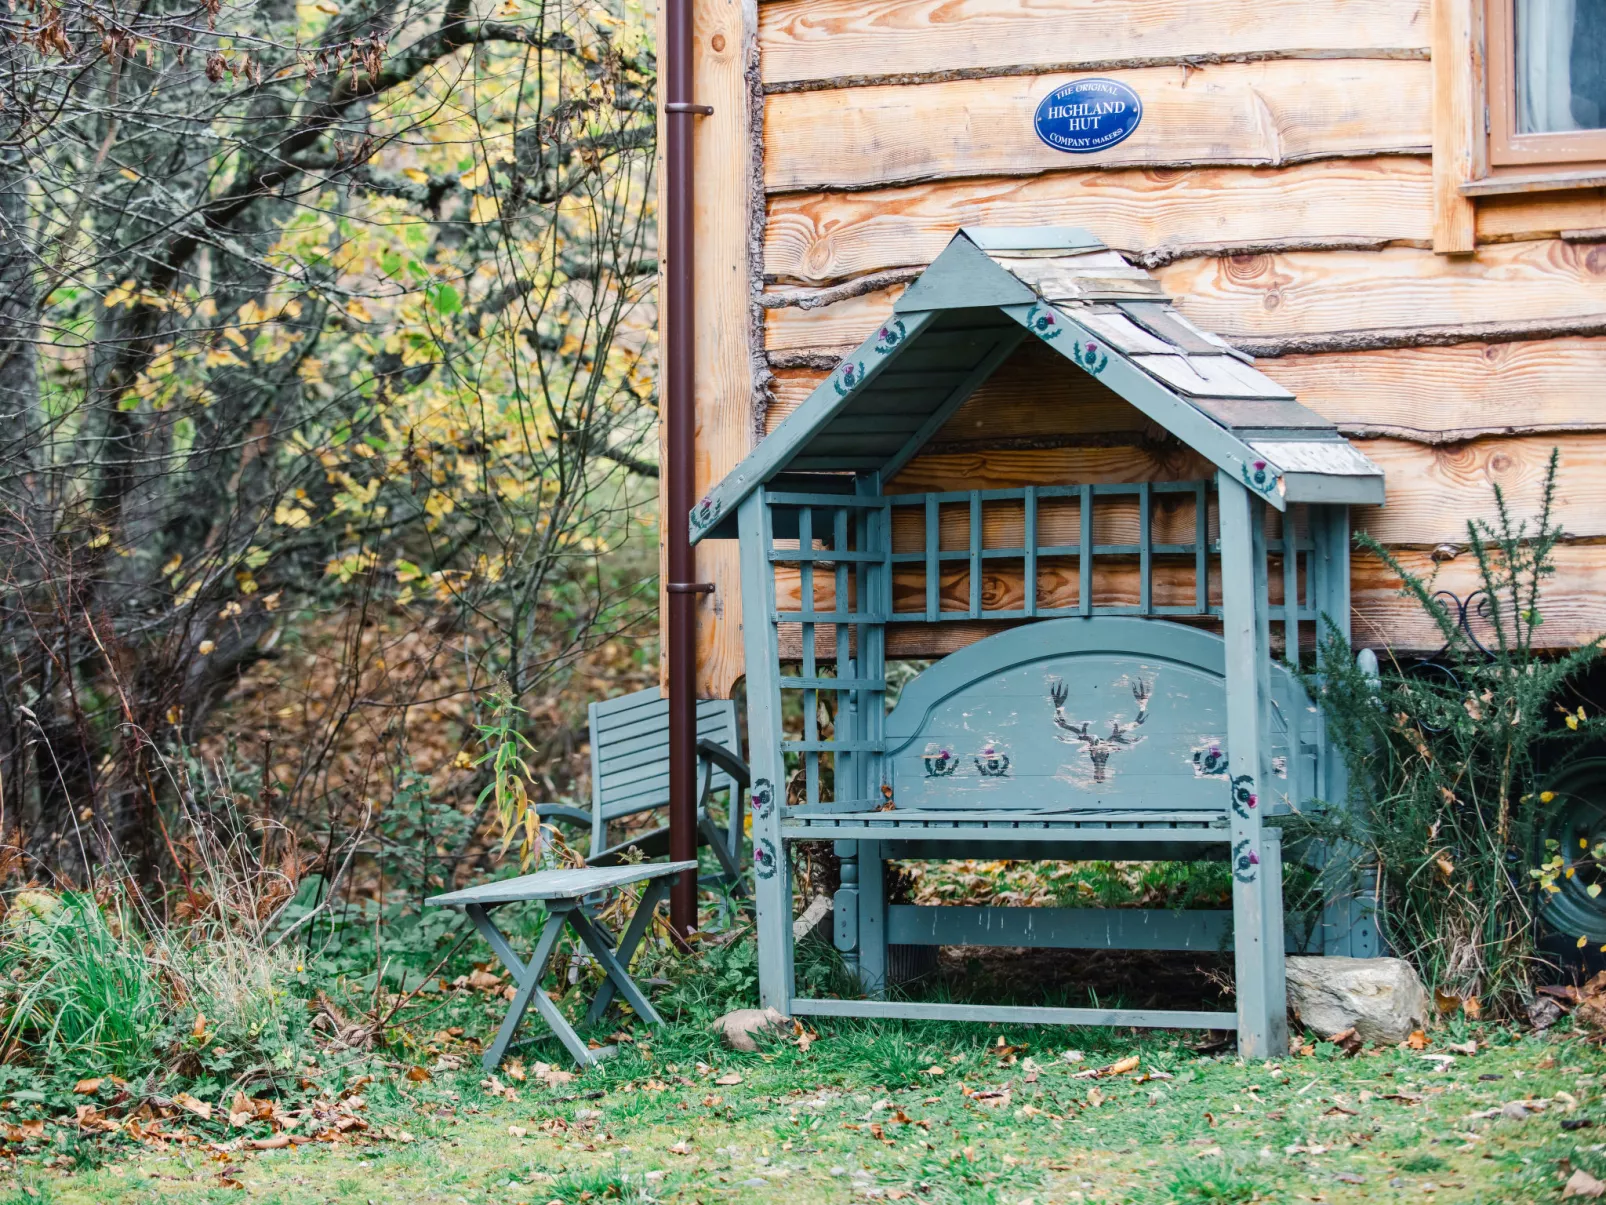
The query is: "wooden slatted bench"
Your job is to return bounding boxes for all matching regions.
[427,861,696,1070]
[586,686,749,890]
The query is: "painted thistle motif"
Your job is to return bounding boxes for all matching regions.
[833,359,867,397]
[1072,339,1108,375]
[974,742,1011,778]
[754,838,778,880]
[1232,837,1260,883]
[1024,304,1062,340]
[1193,741,1229,777]
[1049,677,1152,784]
[1230,773,1257,820]
[922,744,958,778]
[690,493,722,532]
[750,777,774,820]
[1241,459,1277,494]
[873,318,908,355]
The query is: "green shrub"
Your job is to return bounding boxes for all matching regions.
[0,892,164,1077]
[1299,449,1603,1013]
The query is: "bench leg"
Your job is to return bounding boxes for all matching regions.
[699,809,748,895]
[466,903,595,1071]
[1260,829,1290,1056]
[569,909,665,1026]
[585,878,668,1027]
[858,840,887,998]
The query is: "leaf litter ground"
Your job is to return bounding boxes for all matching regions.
[11,1016,1606,1204]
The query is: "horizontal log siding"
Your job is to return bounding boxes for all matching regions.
[764,60,1431,193]
[745,4,1606,654]
[759,0,1428,90]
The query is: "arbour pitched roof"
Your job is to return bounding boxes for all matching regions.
[689,227,1383,543]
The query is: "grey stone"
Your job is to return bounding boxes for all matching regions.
[1285,956,1432,1046]
[713,1007,790,1052]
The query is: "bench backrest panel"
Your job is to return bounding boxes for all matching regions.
[590,687,739,821]
[885,617,1310,812]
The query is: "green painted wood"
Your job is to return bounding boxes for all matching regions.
[1003,302,1290,512]
[858,839,887,997]
[888,904,1236,951]
[880,616,1305,815]
[690,309,940,545]
[740,489,794,1010]
[1079,484,1093,616]
[892,236,1038,313]
[790,998,1237,1030]
[1024,486,1039,619]
[426,861,696,907]
[845,837,1234,861]
[1217,472,1282,1059]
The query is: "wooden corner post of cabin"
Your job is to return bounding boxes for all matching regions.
[1217,472,1290,1060]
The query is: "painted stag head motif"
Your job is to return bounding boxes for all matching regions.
[1049,677,1152,783]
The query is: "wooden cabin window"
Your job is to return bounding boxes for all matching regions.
[1485,0,1606,171]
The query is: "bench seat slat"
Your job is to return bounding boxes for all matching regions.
[427,861,698,907]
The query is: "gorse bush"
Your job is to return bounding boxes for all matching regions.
[1301,450,1603,1013]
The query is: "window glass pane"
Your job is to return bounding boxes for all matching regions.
[1517,0,1606,132]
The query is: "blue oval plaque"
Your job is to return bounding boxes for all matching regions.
[1033,78,1143,154]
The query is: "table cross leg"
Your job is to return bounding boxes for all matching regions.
[585,878,668,1028]
[569,908,665,1026]
[467,903,594,1070]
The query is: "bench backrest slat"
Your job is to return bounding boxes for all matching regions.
[590,687,740,819]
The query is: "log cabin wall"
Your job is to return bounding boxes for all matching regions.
[676,0,1606,696]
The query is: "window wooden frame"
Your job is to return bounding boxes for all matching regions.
[1483,0,1606,173]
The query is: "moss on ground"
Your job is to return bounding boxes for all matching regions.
[7,1018,1606,1204]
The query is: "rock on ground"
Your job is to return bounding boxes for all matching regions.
[1285,956,1432,1045]
[714,1007,790,1052]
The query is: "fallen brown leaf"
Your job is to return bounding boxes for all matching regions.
[404,1066,432,1083]
[714,1073,742,1086]
[249,1135,291,1150]
[1565,1169,1606,1199]
[73,1078,102,1095]
[1406,1029,1429,1050]
[172,1093,212,1121]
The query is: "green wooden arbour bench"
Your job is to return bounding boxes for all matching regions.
[688,227,1386,1059]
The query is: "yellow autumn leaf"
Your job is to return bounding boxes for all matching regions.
[205,348,243,368]
[118,168,138,182]
[1541,791,1556,804]
[273,501,313,529]
[315,1,339,11]
[345,298,373,323]
[469,194,501,224]
[197,640,215,656]
[162,554,183,576]
[1580,935,1590,949]
[458,162,489,190]
[403,168,429,184]
[1568,714,1580,730]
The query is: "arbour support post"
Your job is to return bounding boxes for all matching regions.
[1310,504,1380,957]
[738,488,793,1010]
[1217,473,1289,1059]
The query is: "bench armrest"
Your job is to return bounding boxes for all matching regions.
[697,738,750,789]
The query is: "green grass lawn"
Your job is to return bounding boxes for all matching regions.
[12,1017,1606,1205]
